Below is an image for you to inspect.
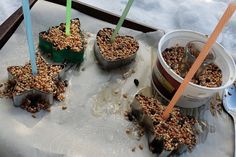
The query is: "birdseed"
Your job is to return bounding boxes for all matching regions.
[162,46,222,87]
[134,94,197,151]
[96,28,139,61]
[40,19,85,52]
[3,53,67,113]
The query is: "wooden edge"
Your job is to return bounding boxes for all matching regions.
[45,0,159,33]
[0,0,38,49]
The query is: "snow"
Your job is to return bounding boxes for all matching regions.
[0,0,21,25]
[79,0,236,55]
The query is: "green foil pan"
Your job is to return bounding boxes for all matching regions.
[38,18,85,63]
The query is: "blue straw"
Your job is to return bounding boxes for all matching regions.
[22,0,37,75]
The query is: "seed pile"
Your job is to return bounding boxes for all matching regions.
[96,28,139,61]
[135,94,196,151]
[197,64,222,87]
[8,53,63,95]
[21,95,50,113]
[0,80,16,98]
[5,53,67,113]
[162,46,222,87]
[124,111,145,140]
[40,19,84,52]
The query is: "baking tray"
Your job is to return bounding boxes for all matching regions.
[0,1,234,157]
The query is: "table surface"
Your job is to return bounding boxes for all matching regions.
[0,1,234,157]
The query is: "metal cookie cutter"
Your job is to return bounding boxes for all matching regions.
[7,59,65,107]
[39,18,85,63]
[130,87,198,157]
[94,28,139,70]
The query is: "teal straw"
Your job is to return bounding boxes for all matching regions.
[22,0,37,75]
[66,0,72,36]
[110,0,134,42]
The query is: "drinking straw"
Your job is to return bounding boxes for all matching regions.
[22,0,37,75]
[110,0,134,42]
[66,0,72,36]
[162,3,236,119]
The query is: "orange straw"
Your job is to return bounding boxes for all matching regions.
[162,3,236,119]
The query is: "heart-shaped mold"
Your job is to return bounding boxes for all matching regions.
[94,28,139,69]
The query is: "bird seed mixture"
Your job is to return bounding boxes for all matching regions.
[162,46,222,87]
[0,53,67,113]
[40,18,84,52]
[134,94,196,151]
[96,28,139,61]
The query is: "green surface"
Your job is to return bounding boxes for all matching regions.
[39,35,84,63]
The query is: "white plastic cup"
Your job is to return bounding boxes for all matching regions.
[152,30,236,108]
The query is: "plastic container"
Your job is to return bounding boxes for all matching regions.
[152,30,236,108]
[39,33,85,63]
[38,18,85,63]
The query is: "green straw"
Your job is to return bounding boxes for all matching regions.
[110,0,134,42]
[66,0,72,36]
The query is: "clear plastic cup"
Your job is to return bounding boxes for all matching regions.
[179,41,216,78]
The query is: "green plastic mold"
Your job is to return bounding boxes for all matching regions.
[39,18,85,63]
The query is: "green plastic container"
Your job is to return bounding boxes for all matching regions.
[38,19,85,63]
[39,34,51,53]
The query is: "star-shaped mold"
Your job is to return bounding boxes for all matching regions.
[7,53,66,113]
